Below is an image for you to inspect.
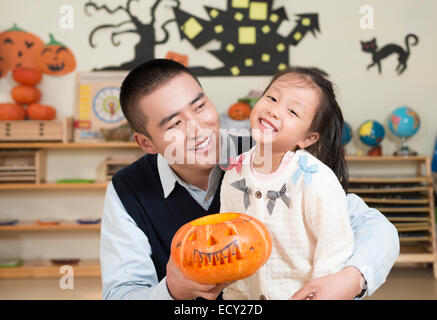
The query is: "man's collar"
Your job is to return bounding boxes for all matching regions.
[157,153,179,198]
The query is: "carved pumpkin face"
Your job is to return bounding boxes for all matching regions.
[37,34,76,76]
[0,24,44,73]
[228,102,252,121]
[171,212,272,284]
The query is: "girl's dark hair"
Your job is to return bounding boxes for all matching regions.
[264,66,349,192]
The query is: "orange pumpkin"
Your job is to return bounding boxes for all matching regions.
[0,24,44,73]
[27,104,56,120]
[228,102,252,121]
[37,34,76,76]
[0,54,9,78]
[11,85,42,104]
[12,67,42,85]
[165,51,188,67]
[171,212,272,284]
[0,103,26,120]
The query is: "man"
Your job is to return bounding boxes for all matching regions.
[100,59,399,300]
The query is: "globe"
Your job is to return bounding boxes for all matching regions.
[358,120,385,147]
[342,122,352,146]
[388,106,420,138]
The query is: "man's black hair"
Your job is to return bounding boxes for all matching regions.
[119,59,201,137]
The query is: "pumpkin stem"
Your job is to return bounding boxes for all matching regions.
[8,23,26,32]
[47,33,66,47]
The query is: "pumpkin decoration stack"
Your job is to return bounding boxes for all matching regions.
[171,212,272,284]
[0,67,56,121]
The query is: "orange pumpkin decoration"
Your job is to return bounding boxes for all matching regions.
[171,212,272,284]
[0,24,44,73]
[27,104,56,120]
[37,34,76,76]
[0,103,26,120]
[11,85,42,105]
[228,102,252,121]
[165,51,188,67]
[12,67,42,85]
[0,55,9,78]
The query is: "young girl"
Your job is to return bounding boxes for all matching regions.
[219,67,354,300]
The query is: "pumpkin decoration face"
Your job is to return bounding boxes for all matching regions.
[37,34,76,76]
[0,24,44,72]
[171,212,272,284]
[228,102,252,121]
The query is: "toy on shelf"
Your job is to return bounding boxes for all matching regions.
[0,117,73,142]
[227,102,251,121]
[104,157,136,181]
[342,122,353,154]
[388,106,420,156]
[0,149,45,183]
[358,120,385,156]
[74,72,128,142]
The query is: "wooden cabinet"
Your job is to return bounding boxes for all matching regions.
[346,156,437,278]
[0,142,140,279]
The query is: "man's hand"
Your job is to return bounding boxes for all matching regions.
[290,266,365,300]
[166,257,230,300]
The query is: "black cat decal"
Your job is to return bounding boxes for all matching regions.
[361,34,419,75]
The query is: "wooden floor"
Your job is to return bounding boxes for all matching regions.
[0,266,436,300]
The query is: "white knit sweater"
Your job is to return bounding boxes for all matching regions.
[220,147,354,300]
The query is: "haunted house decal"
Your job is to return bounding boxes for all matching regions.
[85,0,320,76]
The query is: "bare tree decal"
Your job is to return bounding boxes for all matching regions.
[85,0,178,70]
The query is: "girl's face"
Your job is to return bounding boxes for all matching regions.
[250,73,321,152]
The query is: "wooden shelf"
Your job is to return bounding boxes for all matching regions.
[0,259,100,279]
[0,142,138,149]
[346,155,430,162]
[0,220,101,231]
[349,176,431,184]
[0,182,108,190]
[346,155,437,278]
[348,186,431,194]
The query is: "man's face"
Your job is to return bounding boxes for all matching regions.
[137,73,220,171]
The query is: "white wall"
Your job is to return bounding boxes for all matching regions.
[1,0,436,260]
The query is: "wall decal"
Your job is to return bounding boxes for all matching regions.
[85,0,179,70]
[361,34,419,75]
[85,0,320,76]
[173,1,319,76]
[0,24,76,78]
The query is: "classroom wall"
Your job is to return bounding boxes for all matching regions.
[0,0,436,260]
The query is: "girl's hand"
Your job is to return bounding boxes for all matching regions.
[289,266,365,300]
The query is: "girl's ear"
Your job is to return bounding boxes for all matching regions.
[297,132,320,149]
[134,132,158,154]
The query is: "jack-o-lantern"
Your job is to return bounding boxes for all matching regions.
[0,24,44,73]
[11,85,41,105]
[0,103,26,121]
[37,34,76,76]
[228,102,252,121]
[171,212,272,284]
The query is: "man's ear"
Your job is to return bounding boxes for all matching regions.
[134,132,158,154]
[297,132,320,149]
